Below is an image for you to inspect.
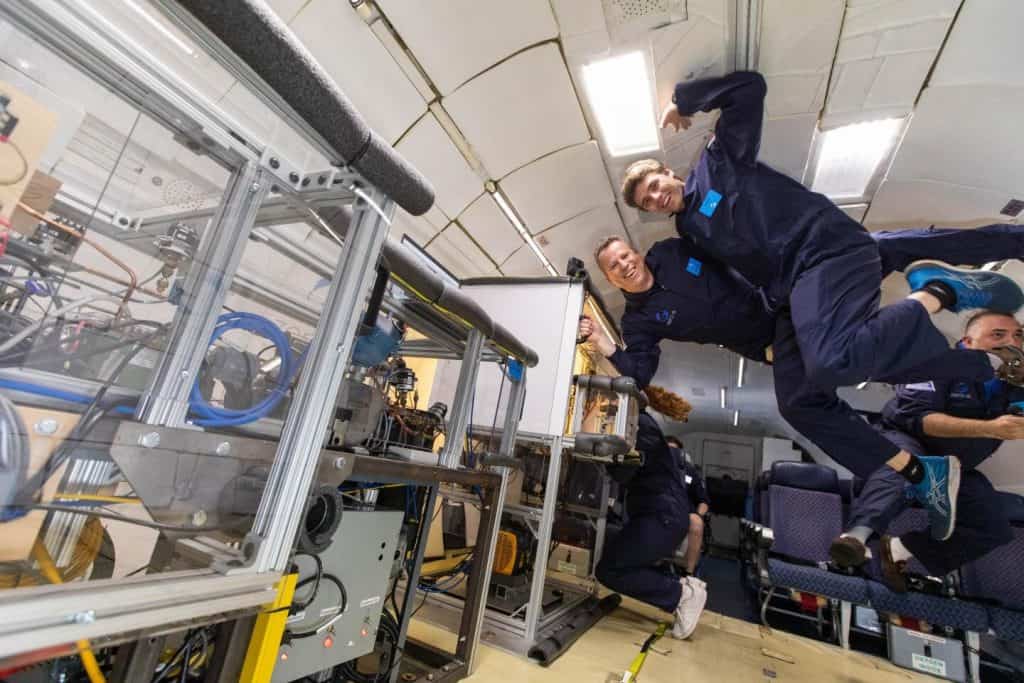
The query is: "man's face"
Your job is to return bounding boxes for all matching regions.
[597,240,654,293]
[633,169,685,215]
[962,314,1024,351]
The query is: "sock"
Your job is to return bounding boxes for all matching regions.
[890,537,914,564]
[842,526,873,545]
[922,281,956,309]
[897,455,925,484]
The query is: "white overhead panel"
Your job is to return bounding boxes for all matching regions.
[759,114,816,182]
[426,224,500,279]
[500,142,614,232]
[289,0,426,143]
[457,193,523,265]
[864,180,1019,229]
[550,0,610,57]
[500,244,551,278]
[651,11,727,115]
[265,0,308,23]
[375,0,558,96]
[823,0,959,129]
[395,113,482,220]
[600,0,688,44]
[442,44,590,179]
[536,204,625,280]
[928,0,1023,87]
[389,207,443,247]
[758,0,844,118]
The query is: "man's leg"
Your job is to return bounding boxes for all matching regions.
[685,513,704,574]
[595,512,689,612]
[891,470,1014,587]
[789,243,992,388]
[876,224,1024,278]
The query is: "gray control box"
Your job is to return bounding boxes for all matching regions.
[888,623,966,682]
[272,510,404,682]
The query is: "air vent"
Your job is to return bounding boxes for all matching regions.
[602,0,687,43]
[1001,199,1024,217]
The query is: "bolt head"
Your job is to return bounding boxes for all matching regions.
[34,419,60,435]
[334,456,347,470]
[139,432,161,448]
[215,442,231,456]
[73,610,96,625]
[191,509,208,527]
[269,157,280,169]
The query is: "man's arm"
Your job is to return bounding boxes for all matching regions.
[671,71,766,165]
[923,412,1024,440]
[579,316,661,389]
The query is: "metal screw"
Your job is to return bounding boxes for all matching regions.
[191,509,208,527]
[318,175,327,185]
[269,157,280,169]
[289,172,300,183]
[333,456,347,470]
[250,182,261,193]
[34,419,59,435]
[72,610,95,624]
[139,432,161,448]
[215,442,231,456]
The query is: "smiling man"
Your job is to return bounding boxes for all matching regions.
[582,225,1024,541]
[613,68,1024,538]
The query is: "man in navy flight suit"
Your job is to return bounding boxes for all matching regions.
[580,226,1024,539]
[616,69,1024,538]
[596,412,707,639]
[830,311,1024,592]
[665,434,711,574]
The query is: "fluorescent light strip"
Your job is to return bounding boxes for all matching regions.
[737,357,745,388]
[720,386,727,409]
[124,0,196,56]
[733,410,740,427]
[491,188,558,276]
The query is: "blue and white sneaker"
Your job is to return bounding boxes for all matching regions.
[906,261,1024,313]
[909,456,961,541]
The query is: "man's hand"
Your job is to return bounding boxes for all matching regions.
[660,103,692,132]
[988,414,1024,440]
[578,316,616,357]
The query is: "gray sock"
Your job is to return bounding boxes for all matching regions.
[842,526,873,544]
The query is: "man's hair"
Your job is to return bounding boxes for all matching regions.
[593,235,630,271]
[964,310,1019,337]
[664,435,684,448]
[621,158,667,209]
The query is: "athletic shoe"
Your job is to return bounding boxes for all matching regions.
[906,261,1024,313]
[671,576,707,640]
[909,456,960,541]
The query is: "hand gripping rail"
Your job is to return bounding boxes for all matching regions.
[173,0,435,216]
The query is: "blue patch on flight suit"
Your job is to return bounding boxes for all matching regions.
[686,258,702,276]
[699,189,722,217]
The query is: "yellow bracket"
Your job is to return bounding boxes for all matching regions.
[239,573,298,683]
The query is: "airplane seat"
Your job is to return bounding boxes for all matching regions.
[961,524,1024,641]
[865,507,989,633]
[761,461,870,606]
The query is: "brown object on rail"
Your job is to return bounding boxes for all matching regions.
[644,385,692,422]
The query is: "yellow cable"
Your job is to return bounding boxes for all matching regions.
[54,493,142,505]
[31,539,107,683]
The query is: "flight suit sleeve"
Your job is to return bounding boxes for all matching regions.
[608,326,662,389]
[673,71,766,166]
[684,462,711,508]
[882,380,950,439]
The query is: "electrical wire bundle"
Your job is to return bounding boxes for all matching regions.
[333,609,399,683]
[281,552,349,644]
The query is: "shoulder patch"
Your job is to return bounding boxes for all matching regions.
[699,190,722,217]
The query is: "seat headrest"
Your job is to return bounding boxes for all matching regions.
[769,461,839,493]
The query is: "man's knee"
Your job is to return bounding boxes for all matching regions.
[803,351,859,388]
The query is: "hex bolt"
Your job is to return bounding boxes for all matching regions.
[250,182,261,193]
[301,177,311,187]
[269,157,280,169]
[139,432,161,449]
[334,456,347,470]
[191,510,208,527]
[318,175,327,185]
[289,172,300,183]
[34,419,60,436]
[215,442,231,456]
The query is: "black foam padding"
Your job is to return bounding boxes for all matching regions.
[573,433,630,459]
[381,238,445,302]
[770,460,839,493]
[492,322,539,367]
[436,287,496,338]
[575,374,647,407]
[527,594,621,666]
[175,0,435,216]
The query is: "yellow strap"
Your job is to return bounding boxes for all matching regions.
[624,622,668,682]
[239,573,298,683]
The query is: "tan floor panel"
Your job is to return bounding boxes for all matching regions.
[407,608,933,683]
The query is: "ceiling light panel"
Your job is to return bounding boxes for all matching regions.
[289,0,426,143]
[458,193,524,264]
[581,51,659,157]
[426,224,500,279]
[810,118,903,201]
[500,142,614,231]
[443,44,589,179]
[375,0,558,96]
[395,113,482,220]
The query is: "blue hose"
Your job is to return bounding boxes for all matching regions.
[0,378,135,415]
[188,312,304,427]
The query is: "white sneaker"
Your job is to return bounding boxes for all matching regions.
[671,576,707,640]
